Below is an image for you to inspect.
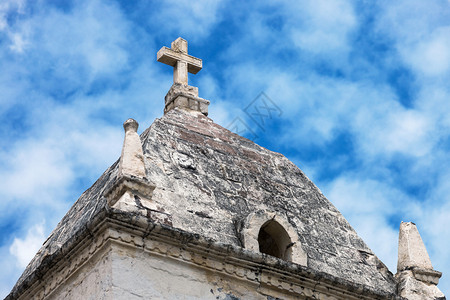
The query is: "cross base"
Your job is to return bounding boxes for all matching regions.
[164,83,210,116]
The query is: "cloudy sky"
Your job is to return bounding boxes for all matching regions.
[1,0,449,297]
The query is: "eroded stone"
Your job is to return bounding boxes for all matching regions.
[397,222,433,272]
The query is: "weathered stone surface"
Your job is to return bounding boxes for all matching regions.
[157,37,202,85]
[158,37,209,116]
[45,246,113,300]
[164,83,210,116]
[395,222,445,300]
[397,222,433,272]
[10,213,400,300]
[396,270,445,300]
[8,108,399,299]
[118,118,146,178]
[139,109,396,293]
[109,242,266,300]
[242,210,307,266]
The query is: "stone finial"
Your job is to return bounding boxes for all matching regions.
[105,119,166,223]
[118,119,146,178]
[157,37,210,116]
[396,222,445,300]
[397,222,433,272]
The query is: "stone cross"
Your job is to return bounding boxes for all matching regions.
[157,37,202,85]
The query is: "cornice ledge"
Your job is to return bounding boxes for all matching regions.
[7,207,402,300]
[104,174,155,207]
[107,210,402,300]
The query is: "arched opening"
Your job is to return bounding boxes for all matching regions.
[258,219,293,261]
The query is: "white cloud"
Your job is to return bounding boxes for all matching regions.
[324,176,412,273]
[376,0,450,78]
[327,176,406,217]
[0,245,22,298]
[285,0,357,55]
[8,32,27,53]
[6,0,131,83]
[0,0,27,53]
[154,0,225,39]
[9,222,46,268]
[384,110,433,155]
[417,86,450,130]
[0,140,73,201]
[0,103,125,205]
[403,27,450,77]
[0,0,449,297]
[265,73,438,160]
[0,0,25,31]
[356,107,435,158]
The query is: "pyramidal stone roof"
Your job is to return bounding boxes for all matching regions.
[9,108,398,298]
[8,37,419,299]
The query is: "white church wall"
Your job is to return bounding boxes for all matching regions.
[110,242,266,300]
[45,245,114,300]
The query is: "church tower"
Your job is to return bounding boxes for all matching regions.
[6,38,445,300]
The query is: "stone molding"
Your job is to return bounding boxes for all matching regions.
[8,208,400,300]
[164,83,210,116]
[11,218,113,300]
[395,269,445,300]
[411,267,442,285]
[104,174,155,207]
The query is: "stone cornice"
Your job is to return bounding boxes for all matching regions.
[411,267,442,285]
[7,207,402,300]
[104,174,155,207]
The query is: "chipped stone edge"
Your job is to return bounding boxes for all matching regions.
[242,210,308,267]
[103,174,155,207]
[164,83,210,116]
[6,206,402,300]
[411,267,442,285]
[397,267,443,285]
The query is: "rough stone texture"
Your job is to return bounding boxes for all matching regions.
[396,270,445,300]
[396,222,445,300]
[118,119,146,178]
[157,37,202,85]
[242,210,307,266]
[10,215,400,300]
[397,222,433,272]
[8,108,400,299]
[140,109,396,292]
[158,37,209,116]
[164,83,210,116]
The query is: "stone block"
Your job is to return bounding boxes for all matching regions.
[397,222,433,272]
[164,83,209,116]
[174,95,189,108]
[412,267,442,285]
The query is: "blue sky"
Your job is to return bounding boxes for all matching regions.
[1,0,449,297]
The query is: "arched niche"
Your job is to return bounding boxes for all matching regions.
[258,219,293,260]
[242,211,307,266]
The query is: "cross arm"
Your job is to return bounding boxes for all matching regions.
[157,47,202,74]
